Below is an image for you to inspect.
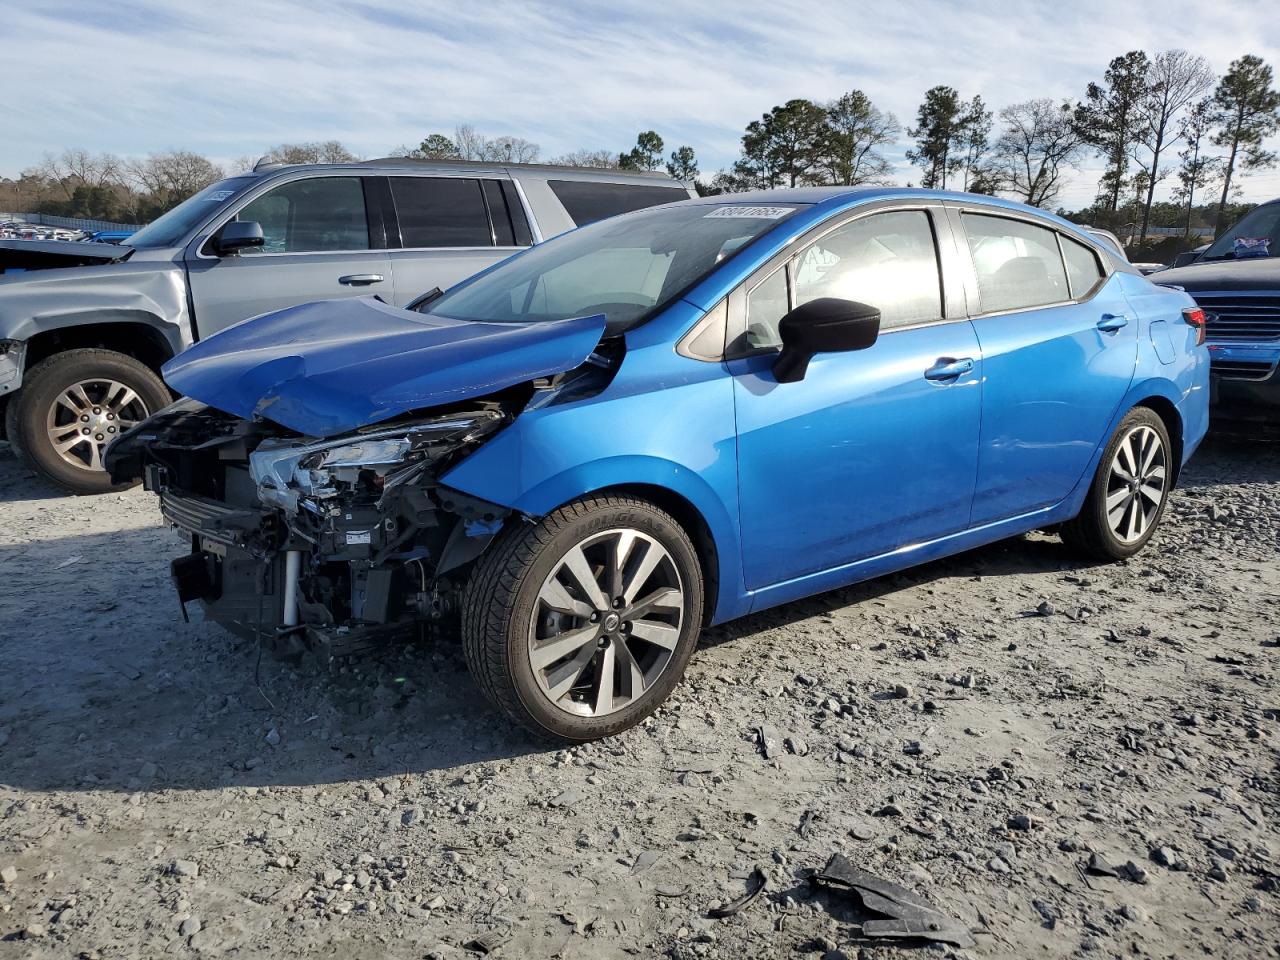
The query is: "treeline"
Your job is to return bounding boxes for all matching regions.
[2,50,1276,246]
[0,141,359,225]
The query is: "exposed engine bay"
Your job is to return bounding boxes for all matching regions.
[105,344,619,660]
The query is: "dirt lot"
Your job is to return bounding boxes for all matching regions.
[0,436,1276,960]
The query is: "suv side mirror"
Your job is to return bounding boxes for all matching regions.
[773,298,880,383]
[213,220,264,256]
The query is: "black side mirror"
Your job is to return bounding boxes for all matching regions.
[773,298,880,383]
[1171,250,1199,268]
[213,220,264,256]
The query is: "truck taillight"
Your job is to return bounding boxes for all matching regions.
[1182,306,1206,346]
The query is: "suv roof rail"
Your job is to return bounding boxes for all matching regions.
[361,157,675,179]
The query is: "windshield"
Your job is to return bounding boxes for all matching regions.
[1201,203,1280,261]
[126,176,256,248]
[421,201,803,333]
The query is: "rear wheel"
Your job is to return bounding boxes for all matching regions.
[461,495,704,741]
[1061,407,1172,560]
[9,349,170,495]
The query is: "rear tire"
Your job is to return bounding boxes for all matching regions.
[461,495,704,742]
[1061,407,1172,561]
[9,349,170,495]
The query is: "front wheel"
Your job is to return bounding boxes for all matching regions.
[7,348,171,495]
[461,496,705,741]
[1061,407,1173,560]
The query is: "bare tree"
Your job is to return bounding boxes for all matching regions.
[992,99,1084,208]
[261,141,360,164]
[482,135,541,163]
[451,125,540,163]
[126,151,223,212]
[1132,50,1215,238]
[550,149,619,168]
[39,149,124,202]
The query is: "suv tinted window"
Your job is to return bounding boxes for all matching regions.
[548,180,689,226]
[391,177,493,248]
[1061,235,1105,298]
[238,177,368,253]
[795,210,942,330]
[964,214,1069,313]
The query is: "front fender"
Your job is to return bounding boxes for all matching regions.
[0,261,190,358]
[441,342,749,623]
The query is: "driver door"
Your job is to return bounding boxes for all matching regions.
[731,207,982,591]
[185,175,393,338]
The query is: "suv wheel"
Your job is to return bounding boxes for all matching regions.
[461,495,704,741]
[1061,406,1173,560]
[7,348,170,495]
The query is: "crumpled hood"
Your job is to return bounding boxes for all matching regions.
[0,238,132,273]
[162,296,607,437]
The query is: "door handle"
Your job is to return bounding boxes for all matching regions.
[924,357,974,381]
[1096,313,1129,332]
[338,273,384,286]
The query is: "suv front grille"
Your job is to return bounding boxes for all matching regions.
[1191,294,1280,342]
[1210,357,1277,381]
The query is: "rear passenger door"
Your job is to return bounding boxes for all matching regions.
[951,207,1139,525]
[185,175,393,337]
[382,176,531,306]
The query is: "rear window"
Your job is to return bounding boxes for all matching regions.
[964,214,1070,313]
[548,180,689,226]
[390,177,493,248]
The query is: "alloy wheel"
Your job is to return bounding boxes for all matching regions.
[1105,424,1167,544]
[44,378,150,472]
[527,528,685,718]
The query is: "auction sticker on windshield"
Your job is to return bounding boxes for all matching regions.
[704,206,795,219]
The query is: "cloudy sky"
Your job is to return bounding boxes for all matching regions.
[5,0,1280,209]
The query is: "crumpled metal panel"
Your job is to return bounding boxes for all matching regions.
[162,296,607,437]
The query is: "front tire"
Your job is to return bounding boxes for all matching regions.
[1061,407,1173,560]
[461,495,704,742]
[9,348,170,495]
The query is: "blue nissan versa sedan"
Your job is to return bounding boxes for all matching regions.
[106,188,1210,741]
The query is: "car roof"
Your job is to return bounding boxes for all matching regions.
[243,158,682,184]
[684,186,1096,237]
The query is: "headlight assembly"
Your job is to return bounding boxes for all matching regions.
[249,412,503,513]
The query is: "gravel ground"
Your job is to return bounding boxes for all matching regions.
[0,436,1276,960]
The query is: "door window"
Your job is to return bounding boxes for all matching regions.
[1061,235,1105,299]
[236,177,368,253]
[548,180,691,226]
[744,266,790,349]
[963,214,1069,313]
[390,177,493,248]
[794,210,942,330]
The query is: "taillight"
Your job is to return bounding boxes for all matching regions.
[1182,306,1206,346]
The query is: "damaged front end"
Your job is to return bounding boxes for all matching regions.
[107,398,519,660]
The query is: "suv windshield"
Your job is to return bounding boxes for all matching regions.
[1201,202,1280,260]
[421,201,803,333]
[126,176,256,249]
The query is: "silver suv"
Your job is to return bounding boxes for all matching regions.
[0,159,693,493]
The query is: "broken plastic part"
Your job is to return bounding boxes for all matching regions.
[707,865,767,919]
[812,854,976,949]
